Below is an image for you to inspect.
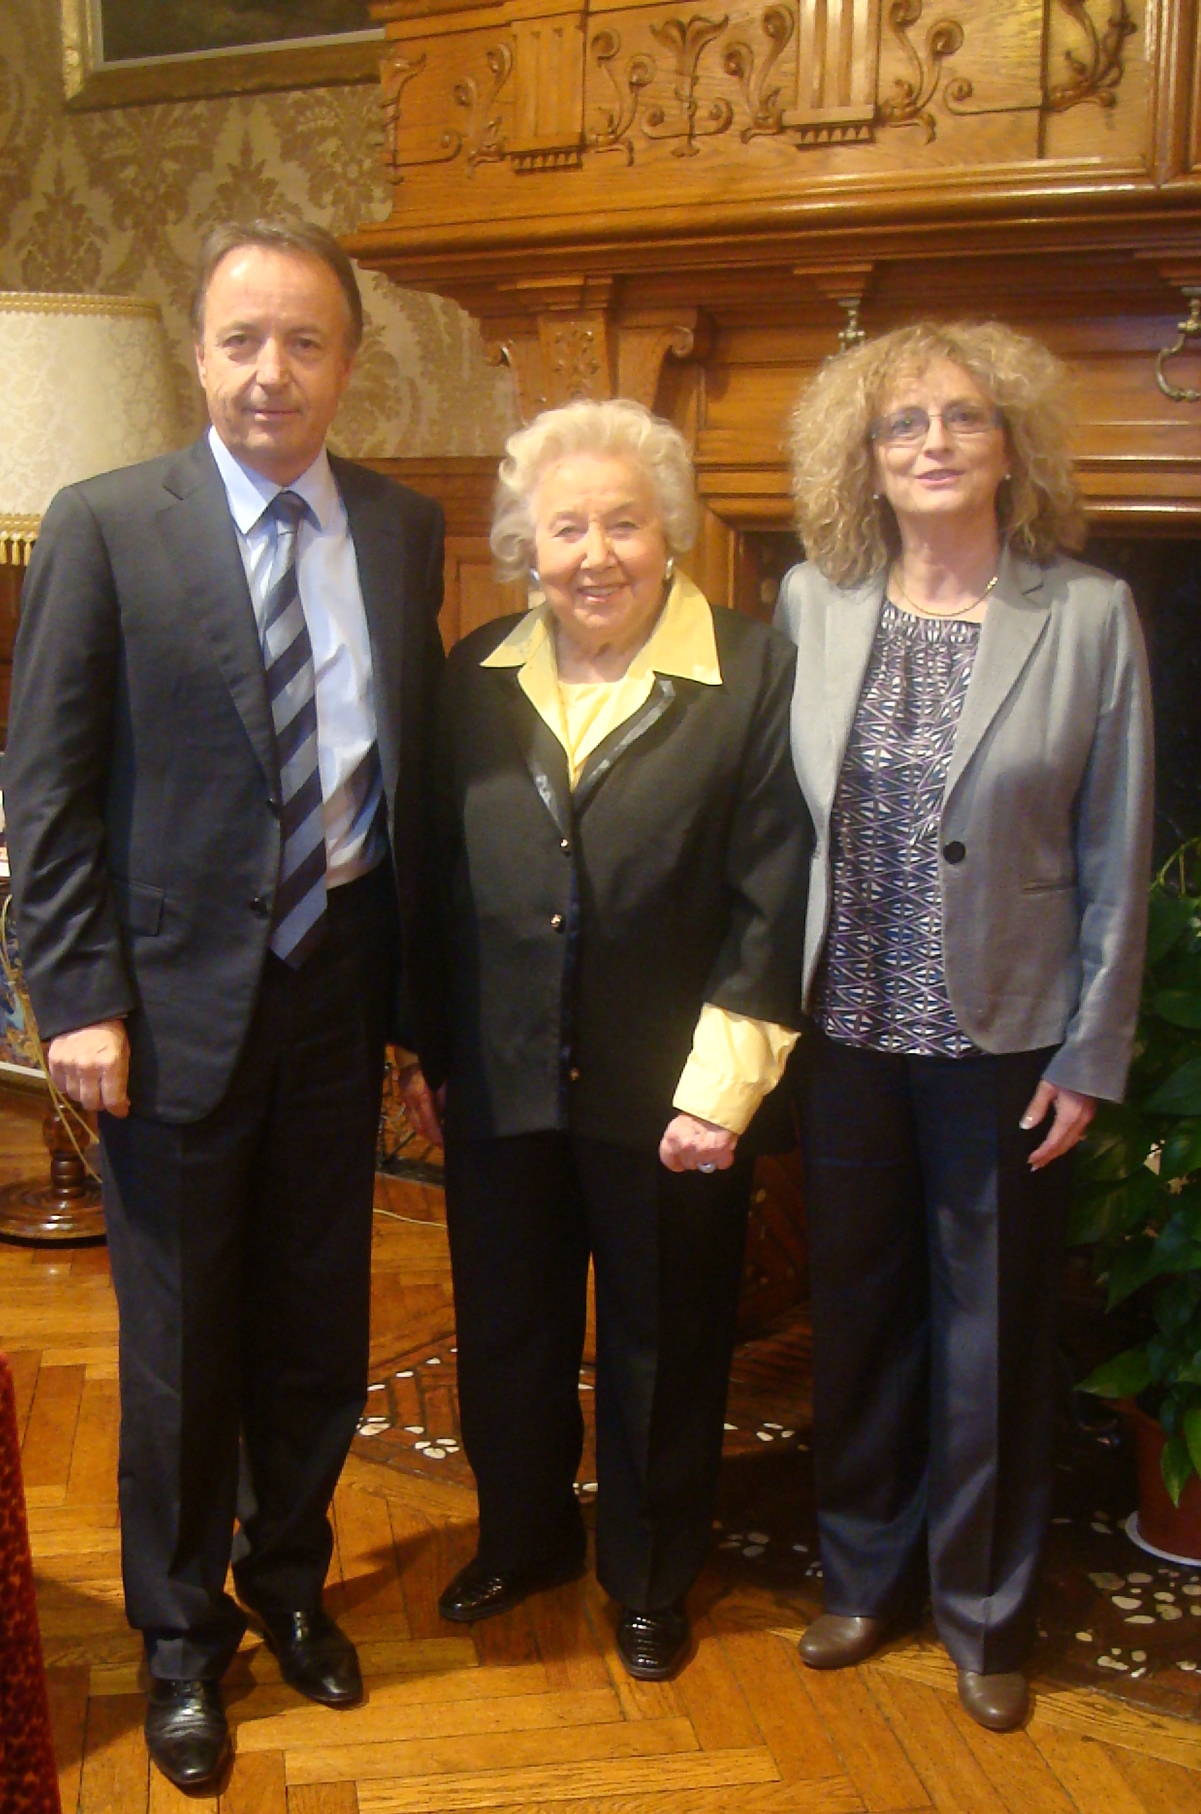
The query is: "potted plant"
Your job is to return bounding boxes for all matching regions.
[1072,836,1201,1558]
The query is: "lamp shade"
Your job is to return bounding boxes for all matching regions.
[0,292,180,564]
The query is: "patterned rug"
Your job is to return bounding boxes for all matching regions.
[354,1304,1201,1723]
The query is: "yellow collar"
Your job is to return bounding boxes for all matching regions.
[480,572,722,685]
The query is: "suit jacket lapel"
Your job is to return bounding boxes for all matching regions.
[156,438,278,790]
[335,457,404,805]
[824,573,885,812]
[944,548,1050,803]
[574,677,677,810]
[494,670,573,839]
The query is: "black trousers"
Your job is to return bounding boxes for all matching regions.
[99,865,397,1681]
[799,1031,1072,1673]
[444,1133,751,1611]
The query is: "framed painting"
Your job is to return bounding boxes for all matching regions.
[62,0,386,109]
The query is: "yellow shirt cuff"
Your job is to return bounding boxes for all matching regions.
[672,1005,799,1136]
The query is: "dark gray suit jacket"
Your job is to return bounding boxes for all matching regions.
[776,547,1154,1101]
[4,435,444,1122]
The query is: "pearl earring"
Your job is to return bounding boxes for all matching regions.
[664,556,675,583]
[528,566,541,591]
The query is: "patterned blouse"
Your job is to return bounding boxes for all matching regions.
[814,598,981,1057]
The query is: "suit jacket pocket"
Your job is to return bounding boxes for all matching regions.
[111,876,164,935]
[1019,877,1075,895]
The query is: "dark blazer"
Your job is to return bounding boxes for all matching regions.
[4,435,444,1123]
[431,602,811,1150]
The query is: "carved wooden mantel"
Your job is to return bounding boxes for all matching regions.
[348,0,1201,597]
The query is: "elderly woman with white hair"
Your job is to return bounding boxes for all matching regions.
[406,398,810,1679]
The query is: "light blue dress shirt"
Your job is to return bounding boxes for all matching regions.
[208,427,386,886]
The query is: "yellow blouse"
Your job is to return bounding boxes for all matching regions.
[481,577,799,1134]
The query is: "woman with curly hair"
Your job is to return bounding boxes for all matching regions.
[776,321,1154,1728]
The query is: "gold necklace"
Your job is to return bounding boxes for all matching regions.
[890,565,1000,619]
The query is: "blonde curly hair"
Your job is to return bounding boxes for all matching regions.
[491,398,699,583]
[788,320,1085,586]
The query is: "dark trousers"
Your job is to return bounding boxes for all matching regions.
[99,865,397,1681]
[799,1031,1071,1674]
[444,1133,751,1611]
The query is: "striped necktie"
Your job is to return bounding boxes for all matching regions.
[262,490,327,967]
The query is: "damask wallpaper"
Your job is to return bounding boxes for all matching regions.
[0,0,517,455]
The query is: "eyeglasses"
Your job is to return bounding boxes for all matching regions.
[870,402,1002,446]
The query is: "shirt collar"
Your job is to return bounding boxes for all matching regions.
[480,572,722,684]
[207,426,340,535]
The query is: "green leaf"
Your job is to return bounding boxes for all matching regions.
[1149,1216,1201,1284]
[1161,1433,1196,1506]
[1106,1237,1160,1308]
[1147,893,1195,964]
[1185,1407,1201,1480]
[1079,1347,1152,1398]
[1162,1122,1201,1181]
[1154,989,1201,1031]
[1146,1057,1201,1117]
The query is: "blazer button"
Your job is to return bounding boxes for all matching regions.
[250,895,271,918]
[560,837,570,854]
[942,840,966,865]
[569,1066,581,1082]
[550,912,564,931]
[267,797,282,817]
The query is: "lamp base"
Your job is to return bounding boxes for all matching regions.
[0,1108,105,1245]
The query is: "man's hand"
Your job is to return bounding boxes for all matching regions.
[47,1019,131,1118]
[659,1112,738,1173]
[396,1061,445,1148]
[1020,1079,1095,1171]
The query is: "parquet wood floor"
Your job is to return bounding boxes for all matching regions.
[2,1088,1201,1813]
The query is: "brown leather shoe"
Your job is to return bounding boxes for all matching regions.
[957,1668,1028,1731]
[798,1613,890,1670]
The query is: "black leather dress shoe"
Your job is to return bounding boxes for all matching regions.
[438,1550,586,1623]
[144,1678,230,1789]
[616,1605,690,1680]
[256,1606,363,1706]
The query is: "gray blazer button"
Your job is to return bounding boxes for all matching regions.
[250,895,271,917]
[550,912,564,930]
[942,841,966,864]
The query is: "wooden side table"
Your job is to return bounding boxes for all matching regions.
[0,882,104,1245]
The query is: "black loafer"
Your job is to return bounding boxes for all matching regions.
[616,1605,690,1680]
[255,1606,363,1706]
[438,1550,586,1623]
[145,1678,230,1789]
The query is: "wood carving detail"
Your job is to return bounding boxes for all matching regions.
[1045,0,1136,113]
[644,15,733,157]
[876,0,963,140]
[378,0,1140,180]
[878,0,1137,141]
[723,6,794,142]
[381,49,463,180]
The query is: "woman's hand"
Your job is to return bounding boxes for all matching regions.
[659,1113,738,1173]
[396,1061,446,1149]
[1020,1080,1095,1170]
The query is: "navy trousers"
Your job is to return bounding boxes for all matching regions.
[799,1030,1071,1673]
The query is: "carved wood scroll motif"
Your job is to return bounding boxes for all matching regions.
[381,0,1139,180]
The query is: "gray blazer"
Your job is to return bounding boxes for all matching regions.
[775,546,1154,1101]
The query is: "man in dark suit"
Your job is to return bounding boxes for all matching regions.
[4,221,445,1788]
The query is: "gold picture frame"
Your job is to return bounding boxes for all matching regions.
[62,0,386,109]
